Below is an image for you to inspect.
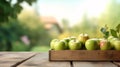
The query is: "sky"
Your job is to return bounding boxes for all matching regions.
[21,0,110,26]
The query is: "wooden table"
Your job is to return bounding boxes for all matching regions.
[0,52,120,67]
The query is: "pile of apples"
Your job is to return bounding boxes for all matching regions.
[50,33,120,50]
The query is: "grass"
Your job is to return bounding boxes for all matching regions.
[12,45,50,52]
[11,41,50,52]
[12,42,28,51]
[31,45,50,52]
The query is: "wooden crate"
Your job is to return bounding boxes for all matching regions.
[49,50,120,61]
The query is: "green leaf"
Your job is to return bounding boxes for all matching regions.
[116,24,120,33]
[13,4,23,14]
[18,0,24,3]
[100,25,109,39]
[110,29,118,37]
[24,0,36,5]
[0,0,36,23]
[101,28,105,33]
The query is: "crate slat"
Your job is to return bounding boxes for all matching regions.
[49,50,120,61]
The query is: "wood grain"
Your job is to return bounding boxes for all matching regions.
[113,62,120,66]
[18,53,71,67]
[73,62,117,67]
[49,50,120,61]
[0,52,37,67]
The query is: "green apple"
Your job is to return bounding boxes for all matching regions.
[63,38,70,43]
[108,36,114,41]
[109,38,119,43]
[69,39,82,50]
[54,40,67,50]
[93,38,101,49]
[100,39,111,50]
[85,38,99,50]
[69,36,76,40]
[113,40,120,50]
[50,39,59,50]
[62,38,70,49]
[109,38,119,49]
[78,33,89,45]
[78,33,89,49]
[96,38,101,44]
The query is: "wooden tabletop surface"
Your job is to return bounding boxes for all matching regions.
[0,52,120,67]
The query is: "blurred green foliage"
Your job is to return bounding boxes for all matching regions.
[0,0,120,52]
[18,9,52,50]
[0,19,26,51]
[59,0,120,39]
[0,14,52,51]
[71,13,98,38]
[98,0,120,28]
[0,0,36,22]
[31,46,50,52]
[0,0,52,51]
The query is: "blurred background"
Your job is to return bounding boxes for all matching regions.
[0,0,120,52]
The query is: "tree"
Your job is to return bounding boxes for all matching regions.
[0,0,36,23]
[0,19,27,51]
[0,0,36,51]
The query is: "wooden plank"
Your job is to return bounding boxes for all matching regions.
[18,53,71,67]
[0,52,37,67]
[49,50,120,61]
[73,62,117,67]
[113,62,120,66]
